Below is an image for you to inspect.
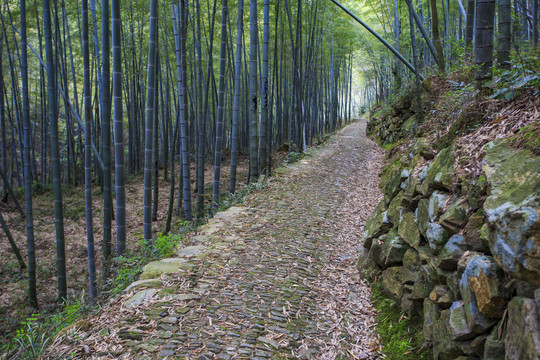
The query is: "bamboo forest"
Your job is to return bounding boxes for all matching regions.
[0,0,539,358]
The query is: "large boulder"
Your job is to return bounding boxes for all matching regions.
[398,211,421,248]
[483,139,540,287]
[459,256,505,333]
[426,145,456,191]
[505,297,540,360]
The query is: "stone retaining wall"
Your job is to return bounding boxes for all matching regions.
[359,129,540,359]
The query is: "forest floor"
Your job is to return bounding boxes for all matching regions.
[43,120,384,359]
[0,144,284,344]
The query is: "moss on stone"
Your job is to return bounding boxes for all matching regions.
[371,281,432,360]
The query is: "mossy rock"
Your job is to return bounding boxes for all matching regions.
[440,202,469,234]
[140,258,188,280]
[382,266,404,300]
[426,145,456,191]
[387,191,405,225]
[415,198,430,236]
[398,211,421,249]
[482,139,540,210]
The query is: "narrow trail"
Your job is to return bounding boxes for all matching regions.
[49,121,384,360]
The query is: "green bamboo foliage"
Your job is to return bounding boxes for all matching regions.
[112,0,126,255]
[43,0,67,301]
[248,0,259,182]
[82,0,97,300]
[144,0,159,246]
[20,0,37,307]
[212,0,229,211]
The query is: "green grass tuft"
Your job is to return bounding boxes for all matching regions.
[371,281,432,360]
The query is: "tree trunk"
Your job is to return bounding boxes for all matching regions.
[229,0,243,194]
[259,0,270,174]
[408,0,423,123]
[212,0,229,211]
[430,0,446,72]
[465,0,475,52]
[475,0,496,82]
[82,0,97,300]
[144,0,158,246]
[248,0,259,181]
[20,0,38,308]
[101,0,113,267]
[0,30,7,200]
[498,0,512,69]
[111,0,126,255]
[43,0,67,301]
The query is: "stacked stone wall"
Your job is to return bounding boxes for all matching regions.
[360,118,540,359]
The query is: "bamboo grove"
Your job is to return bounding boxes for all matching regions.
[0,0,358,306]
[351,0,539,106]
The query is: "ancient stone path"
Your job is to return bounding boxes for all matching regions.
[48,121,384,360]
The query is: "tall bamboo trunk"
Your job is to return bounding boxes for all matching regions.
[259,0,270,174]
[407,0,423,123]
[0,32,6,200]
[43,0,67,301]
[111,0,126,254]
[229,0,244,194]
[212,0,229,211]
[248,0,259,181]
[430,0,446,72]
[475,0,496,82]
[101,0,113,267]
[498,0,512,69]
[21,0,38,308]
[82,0,97,300]
[144,0,159,246]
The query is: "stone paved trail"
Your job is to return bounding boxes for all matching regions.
[48,121,384,360]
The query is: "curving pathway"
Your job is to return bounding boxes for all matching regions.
[48,120,384,360]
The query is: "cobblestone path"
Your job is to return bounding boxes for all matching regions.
[48,121,384,360]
